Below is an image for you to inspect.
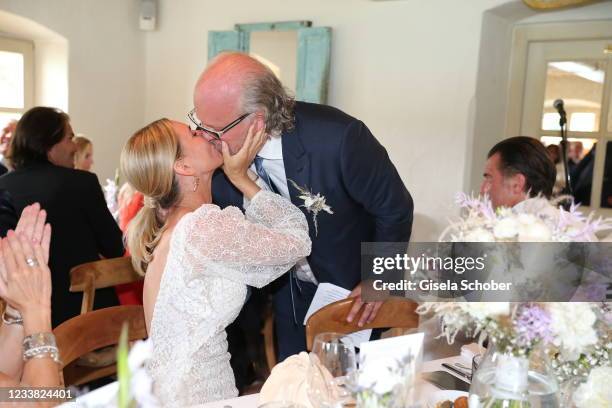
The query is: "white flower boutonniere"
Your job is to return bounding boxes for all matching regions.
[289,180,333,236]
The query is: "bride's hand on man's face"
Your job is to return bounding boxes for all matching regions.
[221,122,267,184]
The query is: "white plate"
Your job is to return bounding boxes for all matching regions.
[426,390,469,408]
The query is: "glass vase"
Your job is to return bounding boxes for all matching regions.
[468,341,560,408]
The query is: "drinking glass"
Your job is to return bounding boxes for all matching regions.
[307,332,357,408]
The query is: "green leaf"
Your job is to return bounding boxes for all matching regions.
[117,323,131,408]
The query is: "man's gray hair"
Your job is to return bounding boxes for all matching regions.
[240,69,295,137]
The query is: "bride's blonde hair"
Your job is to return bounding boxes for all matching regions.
[120,118,182,275]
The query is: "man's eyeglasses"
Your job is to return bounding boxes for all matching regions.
[187,109,251,140]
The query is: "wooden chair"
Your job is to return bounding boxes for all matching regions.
[305,298,419,350]
[70,257,143,315]
[54,305,147,386]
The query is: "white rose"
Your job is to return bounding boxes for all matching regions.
[547,303,597,359]
[493,217,518,240]
[516,213,538,225]
[518,220,552,242]
[573,366,612,408]
[464,228,495,242]
[459,302,510,321]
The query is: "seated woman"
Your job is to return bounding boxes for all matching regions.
[0,107,124,326]
[121,119,311,406]
[0,204,61,395]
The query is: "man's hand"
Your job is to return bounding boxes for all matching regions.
[346,282,383,327]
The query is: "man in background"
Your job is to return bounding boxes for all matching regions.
[480,136,556,210]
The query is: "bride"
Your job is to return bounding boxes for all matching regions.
[120,118,311,406]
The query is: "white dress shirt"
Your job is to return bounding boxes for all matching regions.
[246,136,318,285]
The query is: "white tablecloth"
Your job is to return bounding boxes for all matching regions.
[64,354,472,407]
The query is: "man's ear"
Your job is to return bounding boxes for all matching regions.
[173,158,195,177]
[512,173,527,195]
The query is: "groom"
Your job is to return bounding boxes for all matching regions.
[192,52,414,362]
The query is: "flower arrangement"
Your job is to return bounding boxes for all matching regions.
[428,193,612,406]
[416,302,607,362]
[441,193,612,242]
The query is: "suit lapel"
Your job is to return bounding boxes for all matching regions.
[282,125,311,210]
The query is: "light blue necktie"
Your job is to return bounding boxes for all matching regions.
[253,156,276,193]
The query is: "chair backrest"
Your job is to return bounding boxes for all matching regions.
[54,305,147,370]
[70,257,143,314]
[305,298,419,350]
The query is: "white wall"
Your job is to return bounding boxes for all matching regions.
[143,0,511,241]
[0,0,146,183]
[2,0,610,240]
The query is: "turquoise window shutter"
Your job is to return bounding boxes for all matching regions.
[296,27,332,104]
[207,31,250,61]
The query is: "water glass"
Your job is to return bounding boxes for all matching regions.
[307,332,357,408]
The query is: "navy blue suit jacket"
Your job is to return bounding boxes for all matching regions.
[212,102,413,290]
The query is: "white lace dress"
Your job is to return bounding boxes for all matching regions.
[146,191,311,407]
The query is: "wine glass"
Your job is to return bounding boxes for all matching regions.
[307,332,357,408]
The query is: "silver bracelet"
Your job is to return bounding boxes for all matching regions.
[23,332,62,364]
[23,345,61,364]
[2,310,23,325]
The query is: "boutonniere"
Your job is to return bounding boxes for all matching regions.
[289,180,333,236]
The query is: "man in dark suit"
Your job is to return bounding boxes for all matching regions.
[0,107,124,326]
[192,53,413,362]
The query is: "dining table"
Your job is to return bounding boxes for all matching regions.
[195,353,472,408]
[62,350,475,407]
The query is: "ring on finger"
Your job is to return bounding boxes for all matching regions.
[25,258,39,268]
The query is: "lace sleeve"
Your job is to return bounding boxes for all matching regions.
[180,191,312,288]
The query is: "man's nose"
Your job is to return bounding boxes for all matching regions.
[480,182,488,195]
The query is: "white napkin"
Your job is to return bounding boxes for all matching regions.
[259,352,322,408]
[260,352,344,408]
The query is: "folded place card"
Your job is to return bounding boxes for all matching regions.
[357,332,425,394]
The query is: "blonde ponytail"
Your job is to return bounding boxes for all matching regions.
[120,119,181,275]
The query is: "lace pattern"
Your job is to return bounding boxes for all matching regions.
[146,191,311,407]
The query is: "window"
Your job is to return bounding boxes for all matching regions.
[0,37,34,131]
[520,36,612,214]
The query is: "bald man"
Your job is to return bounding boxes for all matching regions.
[192,52,414,363]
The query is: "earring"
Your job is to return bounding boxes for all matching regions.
[192,176,200,192]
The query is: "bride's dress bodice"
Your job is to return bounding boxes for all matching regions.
[146,191,311,407]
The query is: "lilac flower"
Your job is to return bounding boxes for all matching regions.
[455,192,495,219]
[515,304,553,346]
